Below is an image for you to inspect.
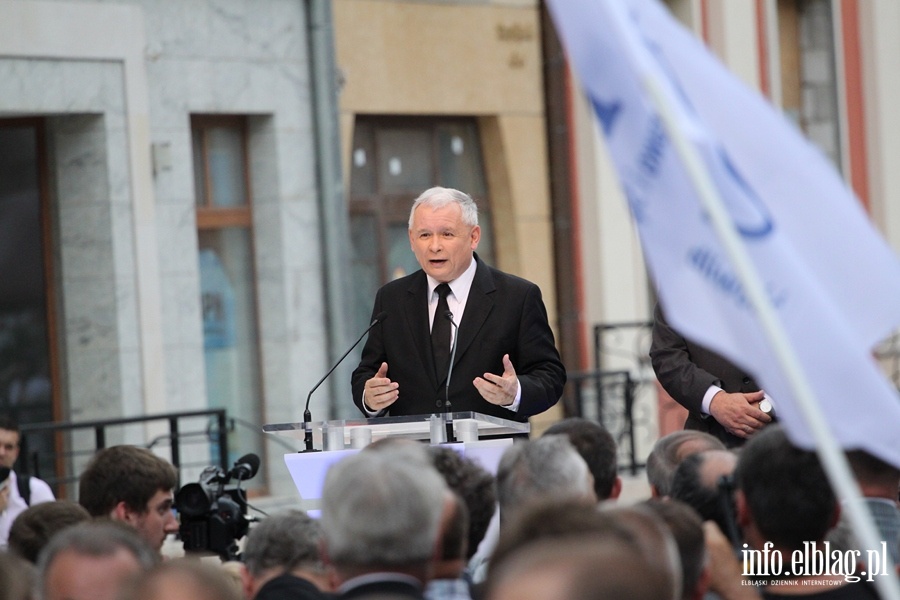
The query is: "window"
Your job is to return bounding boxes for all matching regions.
[778,0,842,169]
[0,120,58,473]
[349,117,495,332]
[192,116,264,485]
[0,119,60,479]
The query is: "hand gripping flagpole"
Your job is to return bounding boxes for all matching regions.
[641,69,900,600]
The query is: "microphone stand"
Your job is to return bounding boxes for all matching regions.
[444,311,460,443]
[301,312,387,452]
[301,403,319,453]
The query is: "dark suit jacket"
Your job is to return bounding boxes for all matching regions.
[351,257,565,421]
[255,574,332,600]
[649,303,760,447]
[339,579,425,600]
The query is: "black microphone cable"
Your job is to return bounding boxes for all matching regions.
[444,311,460,442]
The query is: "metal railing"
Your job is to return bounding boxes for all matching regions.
[18,409,230,493]
[592,320,653,400]
[567,369,641,474]
[561,320,657,475]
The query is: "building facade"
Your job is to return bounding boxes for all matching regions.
[0,0,340,498]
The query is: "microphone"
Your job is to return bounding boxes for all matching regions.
[302,311,389,451]
[227,453,260,481]
[443,311,460,442]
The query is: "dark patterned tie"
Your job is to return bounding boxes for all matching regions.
[431,283,452,380]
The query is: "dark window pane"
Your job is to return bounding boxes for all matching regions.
[0,124,54,476]
[351,121,376,196]
[475,209,496,267]
[376,128,432,194]
[348,116,495,305]
[387,223,420,281]
[0,128,43,308]
[193,128,206,207]
[436,122,487,196]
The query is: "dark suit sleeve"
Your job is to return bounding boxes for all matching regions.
[513,284,567,418]
[351,290,387,416]
[649,303,719,414]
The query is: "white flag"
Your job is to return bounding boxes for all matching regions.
[547,0,900,466]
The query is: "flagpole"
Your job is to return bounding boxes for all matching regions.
[642,73,900,600]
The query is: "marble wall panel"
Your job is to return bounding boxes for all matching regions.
[109,201,138,288]
[145,60,189,129]
[159,272,203,348]
[0,59,123,115]
[59,62,127,119]
[139,0,307,62]
[114,273,140,351]
[287,266,327,342]
[51,124,110,206]
[251,203,286,274]
[162,343,208,412]
[65,348,123,420]
[148,130,194,205]
[62,276,119,352]
[270,129,318,201]
[103,125,133,206]
[118,347,146,416]
[279,202,323,271]
[246,61,311,124]
[0,60,74,114]
[155,202,200,275]
[56,204,114,279]
[254,267,290,344]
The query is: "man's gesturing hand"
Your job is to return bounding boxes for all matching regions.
[363,362,399,412]
[709,390,772,439]
[473,354,518,407]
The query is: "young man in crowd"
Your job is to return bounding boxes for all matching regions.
[78,445,179,554]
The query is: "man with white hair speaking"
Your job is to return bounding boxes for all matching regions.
[352,186,565,422]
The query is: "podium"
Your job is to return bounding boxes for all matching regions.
[263,412,529,509]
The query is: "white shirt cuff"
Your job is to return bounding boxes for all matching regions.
[362,391,382,416]
[701,385,723,416]
[503,380,523,412]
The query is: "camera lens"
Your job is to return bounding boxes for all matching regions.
[174,483,211,518]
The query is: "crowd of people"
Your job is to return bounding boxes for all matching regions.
[0,414,898,600]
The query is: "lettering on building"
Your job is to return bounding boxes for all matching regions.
[496,22,534,69]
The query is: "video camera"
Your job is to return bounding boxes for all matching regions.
[175,452,260,561]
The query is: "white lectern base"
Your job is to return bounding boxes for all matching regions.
[282,439,512,511]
